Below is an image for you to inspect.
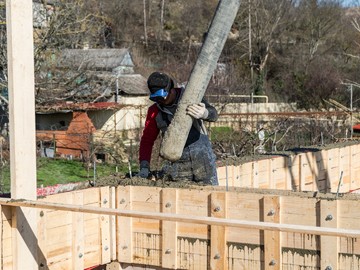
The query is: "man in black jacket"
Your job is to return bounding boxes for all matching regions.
[138,72,219,185]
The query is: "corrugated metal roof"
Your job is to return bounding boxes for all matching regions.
[117,74,149,95]
[59,49,134,70]
[36,102,123,113]
[83,72,149,96]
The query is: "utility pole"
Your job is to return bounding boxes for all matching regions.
[350,84,353,139]
[248,0,254,83]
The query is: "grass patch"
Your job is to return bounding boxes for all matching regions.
[37,158,91,186]
[210,126,234,141]
[0,166,10,194]
[0,158,133,194]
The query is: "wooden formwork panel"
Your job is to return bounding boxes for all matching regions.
[37,188,106,270]
[3,185,360,269]
[271,157,289,190]
[339,146,351,192]
[241,163,253,187]
[339,254,360,270]
[253,159,270,189]
[227,244,263,270]
[112,186,360,269]
[299,152,316,192]
[1,206,13,270]
[217,143,360,194]
[326,148,341,192]
[313,150,329,193]
[288,154,301,191]
[282,249,320,270]
[177,237,209,269]
[349,144,360,193]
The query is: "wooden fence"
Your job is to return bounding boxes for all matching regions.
[2,186,360,270]
[217,143,360,193]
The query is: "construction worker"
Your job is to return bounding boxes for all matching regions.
[137,71,218,185]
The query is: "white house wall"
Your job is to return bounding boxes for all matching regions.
[95,97,147,134]
[87,110,114,130]
[97,101,299,134]
[101,106,147,132]
[215,102,297,114]
[117,96,150,106]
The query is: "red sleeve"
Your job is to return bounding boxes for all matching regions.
[139,104,160,164]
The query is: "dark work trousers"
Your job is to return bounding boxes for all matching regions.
[162,134,218,185]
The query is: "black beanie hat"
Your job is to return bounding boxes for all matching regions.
[147,72,174,93]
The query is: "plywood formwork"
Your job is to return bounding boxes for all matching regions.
[217,143,360,193]
[1,186,360,269]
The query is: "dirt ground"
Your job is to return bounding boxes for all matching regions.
[92,173,360,201]
[94,174,209,189]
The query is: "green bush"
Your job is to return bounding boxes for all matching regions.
[210,126,234,141]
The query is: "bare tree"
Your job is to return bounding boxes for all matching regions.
[160,0,165,31]
[247,0,294,94]
[143,0,148,46]
[33,0,110,103]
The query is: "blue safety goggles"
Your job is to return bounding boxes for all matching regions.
[149,88,168,102]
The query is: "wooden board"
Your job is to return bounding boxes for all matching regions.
[320,200,338,269]
[263,196,281,270]
[161,189,178,269]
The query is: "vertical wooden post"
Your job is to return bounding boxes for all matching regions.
[110,187,117,261]
[72,191,84,270]
[292,155,301,191]
[263,196,281,270]
[161,189,178,269]
[320,199,338,270]
[349,145,354,191]
[299,154,305,191]
[6,0,38,269]
[253,161,259,188]
[100,187,111,264]
[0,205,3,270]
[322,150,329,192]
[117,186,133,263]
[210,192,227,270]
[269,159,274,189]
[285,156,292,190]
[339,147,345,192]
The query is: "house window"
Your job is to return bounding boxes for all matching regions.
[95,153,106,162]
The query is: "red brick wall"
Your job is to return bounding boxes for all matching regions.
[37,112,96,159]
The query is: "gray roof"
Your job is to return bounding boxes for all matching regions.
[68,72,149,99]
[59,49,134,70]
[33,0,57,4]
[117,74,149,95]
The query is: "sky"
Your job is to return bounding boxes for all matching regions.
[342,0,359,7]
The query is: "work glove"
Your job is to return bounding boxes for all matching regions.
[137,160,150,178]
[186,103,209,119]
